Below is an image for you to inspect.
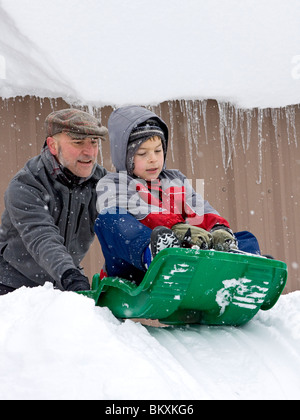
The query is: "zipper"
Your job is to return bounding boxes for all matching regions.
[64,188,73,246]
[64,187,86,245]
[75,203,85,234]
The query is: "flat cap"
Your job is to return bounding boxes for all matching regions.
[45,108,108,140]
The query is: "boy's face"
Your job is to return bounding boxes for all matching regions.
[133,136,164,181]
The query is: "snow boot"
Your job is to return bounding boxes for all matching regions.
[151,226,181,257]
[143,226,180,269]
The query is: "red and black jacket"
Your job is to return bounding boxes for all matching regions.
[96,169,230,232]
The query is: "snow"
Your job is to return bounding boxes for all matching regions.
[0,0,300,401]
[0,283,299,400]
[215,278,268,314]
[1,0,300,109]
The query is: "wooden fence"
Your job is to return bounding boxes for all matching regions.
[0,96,299,293]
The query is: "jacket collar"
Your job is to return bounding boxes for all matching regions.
[41,146,97,187]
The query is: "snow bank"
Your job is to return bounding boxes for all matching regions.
[0,283,299,400]
[0,284,208,400]
[152,291,300,399]
[1,0,300,109]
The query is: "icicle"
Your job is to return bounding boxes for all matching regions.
[218,102,227,169]
[167,100,175,162]
[98,136,104,167]
[285,105,297,147]
[88,104,94,116]
[217,102,238,171]
[183,100,194,174]
[179,99,185,116]
[149,103,162,119]
[49,98,56,111]
[245,109,254,151]
[98,108,102,124]
[238,109,246,153]
[200,100,208,144]
[256,108,265,185]
[191,100,200,157]
[271,108,279,148]
[3,98,9,110]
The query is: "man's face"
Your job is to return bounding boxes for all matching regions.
[47,132,99,178]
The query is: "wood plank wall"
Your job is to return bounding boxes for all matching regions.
[0,96,299,293]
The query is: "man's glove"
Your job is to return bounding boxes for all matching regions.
[61,269,91,292]
[172,223,212,249]
[210,226,238,252]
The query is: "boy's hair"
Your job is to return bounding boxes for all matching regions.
[126,120,167,176]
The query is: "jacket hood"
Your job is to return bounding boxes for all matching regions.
[108,106,169,172]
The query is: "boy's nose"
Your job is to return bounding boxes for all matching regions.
[148,152,157,161]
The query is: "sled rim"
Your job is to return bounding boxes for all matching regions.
[78,249,287,326]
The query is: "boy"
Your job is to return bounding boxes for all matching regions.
[95,106,255,283]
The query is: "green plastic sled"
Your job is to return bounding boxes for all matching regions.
[78,248,287,326]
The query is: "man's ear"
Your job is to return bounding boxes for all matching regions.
[47,136,58,156]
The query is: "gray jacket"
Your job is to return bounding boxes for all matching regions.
[0,146,107,290]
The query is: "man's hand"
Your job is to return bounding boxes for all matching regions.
[61,269,91,291]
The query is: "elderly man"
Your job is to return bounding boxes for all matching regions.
[0,108,108,295]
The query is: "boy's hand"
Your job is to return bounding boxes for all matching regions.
[211,229,238,252]
[172,223,212,249]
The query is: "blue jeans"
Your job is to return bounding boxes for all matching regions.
[234,230,261,254]
[94,208,152,283]
[94,208,261,282]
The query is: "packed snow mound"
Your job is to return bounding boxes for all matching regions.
[0,284,208,400]
[0,283,299,400]
[1,0,300,108]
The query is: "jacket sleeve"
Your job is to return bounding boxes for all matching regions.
[139,212,184,230]
[96,173,184,229]
[5,178,77,285]
[135,181,185,229]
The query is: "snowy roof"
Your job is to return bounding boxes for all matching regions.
[0,0,300,109]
